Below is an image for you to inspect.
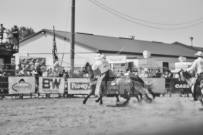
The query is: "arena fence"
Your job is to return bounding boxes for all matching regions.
[0,76,192,99]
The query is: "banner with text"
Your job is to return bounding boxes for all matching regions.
[172,80,191,93]
[39,77,65,94]
[8,77,35,94]
[68,78,91,95]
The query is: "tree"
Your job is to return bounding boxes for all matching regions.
[18,26,35,40]
[7,25,35,41]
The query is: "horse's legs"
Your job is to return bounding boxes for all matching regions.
[121,89,130,102]
[95,94,104,104]
[142,94,152,103]
[200,99,203,107]
[115,94,120,102]
[148,88,156,99]
[95,83,106,105]
[134,94,140,102]
[130,82,140,102]
[139,93,143,101]
[83,84,96,104]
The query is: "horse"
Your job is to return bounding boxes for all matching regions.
[82,63,120,104]
[179,70,203,107]
[94,73,154,106]
[82,63,154,106]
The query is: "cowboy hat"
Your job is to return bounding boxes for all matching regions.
[194,51,203,57]
[95,54,105,60]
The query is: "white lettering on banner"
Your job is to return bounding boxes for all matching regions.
[67,78,92,94]
[175,84,190,89]
[71,83,89,90]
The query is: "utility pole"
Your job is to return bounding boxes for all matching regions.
[70,0,75,77]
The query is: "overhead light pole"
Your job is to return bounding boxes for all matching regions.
[70,0,75,77]
[190,36,194,46]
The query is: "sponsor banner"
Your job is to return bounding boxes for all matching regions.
[68,78,91,95]
[106,56,126,64]
[9,77,35,94]
[39,77,65,94]
[172,80,191,92]
[142,78,166,93]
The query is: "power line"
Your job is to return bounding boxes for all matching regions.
[93,0,203,26]
[89,0,203,30]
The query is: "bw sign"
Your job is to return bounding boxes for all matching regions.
[39,77,65,94]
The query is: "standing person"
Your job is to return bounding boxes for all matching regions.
[92,54,110,104]
[187,51,203,101]
[12,25,19,44]
[0,24,6,43]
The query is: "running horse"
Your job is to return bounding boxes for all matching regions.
[82,63,153,106]
[179,70,203,107]
[82,63,119,104]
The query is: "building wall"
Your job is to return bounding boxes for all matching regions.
[18,33,98,67]
[18,32,196,69]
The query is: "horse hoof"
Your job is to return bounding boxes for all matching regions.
[95,100,99,103]
[198,108,203,111]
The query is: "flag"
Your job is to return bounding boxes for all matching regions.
[52,26,58,64]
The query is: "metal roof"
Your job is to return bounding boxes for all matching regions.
[20,29,199,58]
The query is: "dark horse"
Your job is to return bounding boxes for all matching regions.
[179,70,203,107]
[82,63,120,104]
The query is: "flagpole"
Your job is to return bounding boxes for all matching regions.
[52,26,58,64]
[70,0,75,77]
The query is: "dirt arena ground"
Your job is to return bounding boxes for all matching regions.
[1,94,203,135]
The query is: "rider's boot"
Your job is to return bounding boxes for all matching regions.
[95,96,101,103]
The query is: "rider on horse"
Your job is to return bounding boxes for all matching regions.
[187,51,203,101]
[92,54,110,101]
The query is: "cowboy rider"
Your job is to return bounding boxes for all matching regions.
[187,51,203,101]
[92,53,110,96]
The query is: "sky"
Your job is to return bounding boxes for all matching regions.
[1,0,203,47]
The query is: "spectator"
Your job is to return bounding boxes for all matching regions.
[140,68,149,78]
[174,73,180,79]
[162,70,172,78]
[48,67,54,77]
[42,68,49,77]
[0,24,6,43]
[154,68,162,78]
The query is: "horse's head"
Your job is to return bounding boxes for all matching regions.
[179,70,192,80]
[83,62,92,73]
[182,71,192,79]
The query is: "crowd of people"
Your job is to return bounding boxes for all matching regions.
[0,62,182,80]
[115,67,175,79]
